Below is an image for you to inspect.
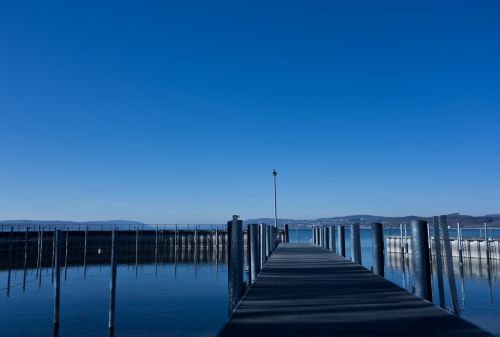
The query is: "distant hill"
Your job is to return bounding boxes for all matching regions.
[0,220,146,228]
[245,213,500,228]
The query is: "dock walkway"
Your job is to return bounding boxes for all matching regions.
[218,243,491,337]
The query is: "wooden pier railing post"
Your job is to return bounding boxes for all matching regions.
[228,215,244,314]
[439,215,460,314]
[249,224,259,283]
[329,226,336,253]
[338,226,346,257]
[433,216,445,308]
[259,224,266,269]
[108,228,118,331]
[372,223,384,276]
[325,227,330,250]
[351,223,362,264]
[411,219,432,302]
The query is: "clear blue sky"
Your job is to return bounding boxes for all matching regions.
[1,1,499,223]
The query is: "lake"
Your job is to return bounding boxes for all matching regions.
[0,226,499,336]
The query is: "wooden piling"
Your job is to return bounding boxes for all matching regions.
[23,227,29,292]
[433,216,446,308]
[7,226,14,297]
[249,224,259,283]
[228,215,244,314]
[351,223,361,264]
[372,223,384,277]
[108,228,118,330]
[328,226,336,253]
[259,224,266,270]
[411,219,432,302]
[338,226,346,257]
[54,230,61,327]
[439,216,460,314]
[84,226,88,279]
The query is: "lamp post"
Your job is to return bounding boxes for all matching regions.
[272,169,278,229]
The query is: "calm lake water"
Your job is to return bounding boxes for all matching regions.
[1,226,499,336]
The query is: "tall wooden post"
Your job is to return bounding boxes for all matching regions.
[411,219,432,302]
[351,223,361,264]
[372,223,384,276]
[108,229,118,330]
[228,215,244,315]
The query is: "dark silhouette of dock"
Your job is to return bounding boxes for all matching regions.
[218,243,491,337]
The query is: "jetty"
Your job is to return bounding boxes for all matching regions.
[218,243,491,337]
[218,217,493,337]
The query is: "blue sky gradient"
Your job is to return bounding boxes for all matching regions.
[1,1,499,223]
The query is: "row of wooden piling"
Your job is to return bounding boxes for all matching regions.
[312,216,461,314]
[227,216,280,315]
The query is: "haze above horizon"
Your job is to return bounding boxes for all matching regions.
[1,1,499,223]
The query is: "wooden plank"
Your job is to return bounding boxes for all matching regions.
[218,243,491,337]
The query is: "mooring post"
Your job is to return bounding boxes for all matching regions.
[372,223,384,277]
[457,222,463,265]
[249,224,259,283]
[84,226,88,279]
[411,219,432,302]
[7,227,14,297]
[108,228,118,330]
[329,226,336,252]
[267,225,272,257]
[338,226,346,257]
[439,215,460,314]
[325,227,330,250]
[23,227,29,292]
[400,224,404,254]
[433,216,445,308]
[351,223,361,264]
[53,230,61,327]
[284,224,289,243]
[38,227,44,287]
[484,222,490,266]
[228,215,244,314]
[259,224,266,269]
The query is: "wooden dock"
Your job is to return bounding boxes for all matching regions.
[218,243,492,337]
